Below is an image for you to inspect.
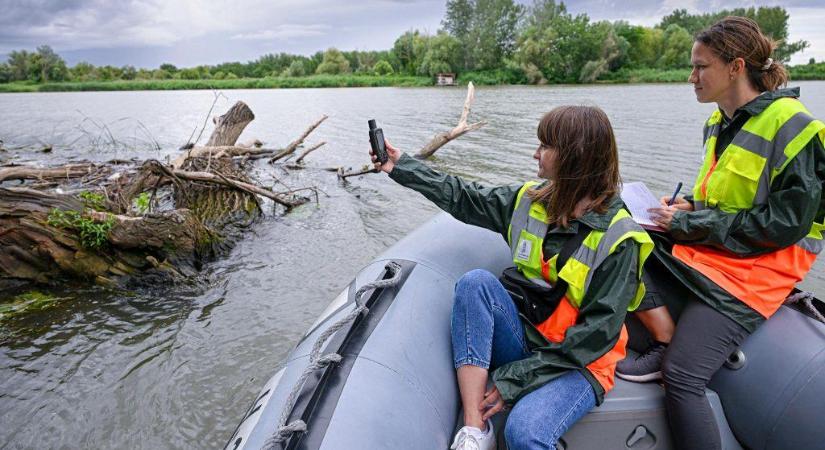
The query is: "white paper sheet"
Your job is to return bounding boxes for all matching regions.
[621,182,661,227]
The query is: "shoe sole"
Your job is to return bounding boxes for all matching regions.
[616,371,662,383]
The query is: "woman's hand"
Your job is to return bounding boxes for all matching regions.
[648,205,679,231]
[480,385,506,421]
[659,195,694,211]
[370,138,402,173]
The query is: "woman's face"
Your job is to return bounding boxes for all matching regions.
[533,143,558,180]
[688,41,733,104]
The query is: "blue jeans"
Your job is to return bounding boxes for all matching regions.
[451,269,597,450]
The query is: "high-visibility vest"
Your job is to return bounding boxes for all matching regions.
[507,182,653,392]
[675,97,825,317]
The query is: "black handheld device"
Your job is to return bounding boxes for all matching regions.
[368,119,388,164]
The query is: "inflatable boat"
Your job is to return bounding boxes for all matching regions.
[226,212,825,450]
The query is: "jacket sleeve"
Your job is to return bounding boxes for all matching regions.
[388,153,521,238]
[492,240,639,404]
[668,138,824,256]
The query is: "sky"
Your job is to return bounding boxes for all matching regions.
[0,0,823,68]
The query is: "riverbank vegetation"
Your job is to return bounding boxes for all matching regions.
[0,2,820,92]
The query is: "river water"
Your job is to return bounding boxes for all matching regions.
[1,82,824,449]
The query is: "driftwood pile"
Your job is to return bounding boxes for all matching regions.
[0,83,484,289]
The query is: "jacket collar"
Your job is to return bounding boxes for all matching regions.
[735,87,800,117]
[549,195,624,233]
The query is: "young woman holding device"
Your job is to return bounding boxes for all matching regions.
[616,16,825,450]
[370,106,653,450]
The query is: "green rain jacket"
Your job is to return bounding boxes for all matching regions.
[389,154,642,405]
[657,88,825,332]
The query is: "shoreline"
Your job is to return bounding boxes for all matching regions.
[1,68,823,93]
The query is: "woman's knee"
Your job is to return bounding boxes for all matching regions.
[456,269,497,292]
[454,269,497,302]
[661,350,707,396]
[504,406,551,450]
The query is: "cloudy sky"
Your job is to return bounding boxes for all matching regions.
[1,0,823,68]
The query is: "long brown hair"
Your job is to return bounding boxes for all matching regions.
[528,105,620,228]
[695,16,788,92]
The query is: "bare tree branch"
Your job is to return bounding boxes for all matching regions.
[416,82,486,159]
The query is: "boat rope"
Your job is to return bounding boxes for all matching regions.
[785,291,825,324]
[263,261,404,450]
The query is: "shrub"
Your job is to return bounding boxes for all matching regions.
[47,209,115,250]
[373,60,394,76]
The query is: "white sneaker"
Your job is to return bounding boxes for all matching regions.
[449,420,496,450]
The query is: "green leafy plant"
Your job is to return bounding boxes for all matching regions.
[78,191,107,211]
[47,209,115,250]
[133,192,151,215]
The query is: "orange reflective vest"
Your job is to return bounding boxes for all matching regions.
[674,98,825,318]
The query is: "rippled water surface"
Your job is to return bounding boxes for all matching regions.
[2,82,824,449]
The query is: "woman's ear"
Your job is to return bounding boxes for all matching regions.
[730,57,746,79]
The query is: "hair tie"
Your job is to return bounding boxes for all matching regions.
[761,58,774,71]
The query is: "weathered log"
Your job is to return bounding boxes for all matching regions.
[171,101,255,169]
[206,101,255,146]
[0,187,209,288]
[416,82,486,159]
[0,164,105,183]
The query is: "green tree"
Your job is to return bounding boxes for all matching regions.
[657,24,692,69]
[392,30,427,75]
[7,50,31,81]
[580,22,629,82]
[152,68,172,79]
[0,63,11,83]
[419,32,462,76]
[315,48,351,74]
[159,63,178,73]
[515,0,600,83]
[178,67,201,79]
[282,60,306,77]
[69,61,96,81]
[443,0,524,70]
[658,6,807,62]
[373,60,394,76]
[443,0,474,68]
[120,65,137,80]
[27,46,68,82]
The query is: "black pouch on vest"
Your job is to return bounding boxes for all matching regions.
[499,223,591,324]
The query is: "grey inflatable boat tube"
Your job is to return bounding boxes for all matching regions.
[226,212,825,450]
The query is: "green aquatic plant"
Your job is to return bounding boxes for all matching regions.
[47,209,115,250]
[133,192,151,215]
[0,291,69,321]
[78,191,107,211]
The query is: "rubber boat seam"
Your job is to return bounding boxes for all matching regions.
[766,340,825,444]
[761,307,825,435]
[342,353,448,426]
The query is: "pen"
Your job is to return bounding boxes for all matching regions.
[667,182,683,206]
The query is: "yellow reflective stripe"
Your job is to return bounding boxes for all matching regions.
[741,98,808,141]
[776,119,825,174]
[708,110,722,125]
[510,181,550,290]
[797,236,824,254]
[508,181,540,247]
[559,257,589,307]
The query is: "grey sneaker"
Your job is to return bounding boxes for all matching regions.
[616,343,667,382]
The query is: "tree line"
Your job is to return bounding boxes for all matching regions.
[0,1,812,85]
